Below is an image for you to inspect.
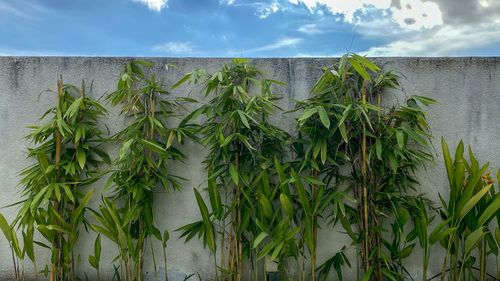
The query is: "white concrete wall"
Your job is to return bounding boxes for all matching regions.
[1,57,500,280]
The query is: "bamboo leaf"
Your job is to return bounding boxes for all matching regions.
[229,163,239,185]
[402,126,429,148]
[0,213,13,242]
[193,188,216,253]
[137,139,166,154]
[349,58,371,81]
[375,140,382,160]
[119,139,134,161]
[396,129,404,149]
[280,193,294,217]
[237,110,250,129]
[253,232,268,248]
[298,107,318,122]
[361,266,374,281]
[77,147,86,169]
[317,106,330,129]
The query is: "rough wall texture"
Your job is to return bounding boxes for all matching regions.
[1,56,500,280]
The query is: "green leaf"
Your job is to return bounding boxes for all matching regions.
[402,126,429,148]
[259,194,274,220]
[351,54,380,72]
[193,188,216,253]
[430,227,457,245]
[253,232,268,248]
[477,194,500,226]
[317,106,330,129]
[280,193,294,217]
[94,234,101,261]
[77,147,86,169]
[163,230,170,247]
[495,227,500,247]
[61,184,75,203]
[339,123,348,143]
[237,110,250,129]
[441,138,454,187]
[429,218,452,244]
[119,139,134,161]
[361,266,374,281]
[271,241,284,261]
[375,140,382,160]
[71,189,94,226]
[137,139,166,154]
[396,129,404,149]
[298,107,318,122]
[349,58,371,81]
[465,227,486,254]
[459,184,493,221]
[0,213,13,242]
[229,163,239,185]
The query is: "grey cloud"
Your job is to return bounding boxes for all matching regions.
[404,18,416,25]
[427,0,500,25]
[391,0,401,9]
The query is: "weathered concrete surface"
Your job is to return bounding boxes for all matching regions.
[1,56,500,280]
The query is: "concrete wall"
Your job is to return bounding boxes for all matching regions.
[1,57,500,280]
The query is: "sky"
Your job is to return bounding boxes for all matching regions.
[0,0,499,57]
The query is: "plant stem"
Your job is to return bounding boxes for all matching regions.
[361,79,369,273]
[150,239,158,281]
[163,246,168,281]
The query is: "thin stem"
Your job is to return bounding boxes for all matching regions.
[150,239,158,281]
[163,246,168,281]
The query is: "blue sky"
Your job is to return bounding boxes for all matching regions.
[0,0,499,57]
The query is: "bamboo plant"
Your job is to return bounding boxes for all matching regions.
[295,53,437,281]
[5,78,109,281]
[174,58,290,281]
[92,61,193,281]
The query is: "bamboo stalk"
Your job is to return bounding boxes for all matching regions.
[361,80,369,273]
[50,78,64,281]
[311,167,318,281]
[69,80,85,281]
[226,213,234,279]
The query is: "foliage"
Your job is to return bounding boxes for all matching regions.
[430,138,500,281]
[5,79,108,281]
[174,58,290,281]
[293,53,437,281]
[91,61,193,281]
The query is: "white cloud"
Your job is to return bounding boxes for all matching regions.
[152,41,195,54]
[297,23,324,34]
[132,0,168,12]
[289,0,391,22]
[250,37,302,52]
[256,1,281,19]
[390,0,442,29]
[364,23,500,56]
[289,0,442,30]
[230,38,302,55]
[219,0,235,5]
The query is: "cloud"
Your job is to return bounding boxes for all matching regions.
[364,22,500,56]
[229,38,302,55]
[132,0,168,12]
[219,0,235,5]
[297,23,324,34]
[256,2,281,19]
[152,41,195,54]
[249,37,302,52]
[289,0,442,30]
